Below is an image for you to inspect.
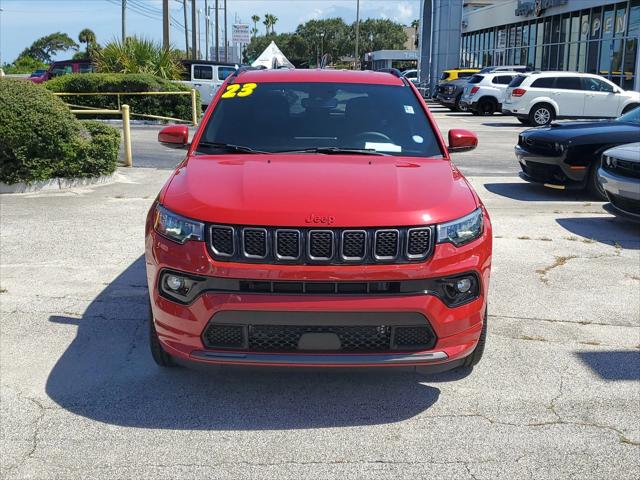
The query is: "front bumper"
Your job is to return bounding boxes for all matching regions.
[436,93,459,106]
[598,167,640,220]
[145,214,492,369]
[515,144,588,189]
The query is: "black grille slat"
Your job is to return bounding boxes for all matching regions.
[248,325,392,352]
[394,326,436,350]
[243,229,267,257]
[211,226,234,256]
[605,159,640,179]
[375,230,399,259]
[610,193,640,215]
[309,231,334,259]
[208,225,434,264]
[342,231,366,259]
[276,230,300,259]
[408,228,431,258]
[203,324,244,349]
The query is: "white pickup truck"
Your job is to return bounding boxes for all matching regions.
[178,61,239,107]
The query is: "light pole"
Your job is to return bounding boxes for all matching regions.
[198,8,203,59]
[354,0,360,69]
[205,0,209,61]
[121,0,127,42]
[0,0,4,69]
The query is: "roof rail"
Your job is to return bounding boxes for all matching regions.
[376,67,402,78]
[229,65,266,81]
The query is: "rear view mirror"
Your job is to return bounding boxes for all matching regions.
[158,125,189,148]
[447,129,478,153]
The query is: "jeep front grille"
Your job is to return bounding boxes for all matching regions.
[208,225,434,265]
[202,323,436,353]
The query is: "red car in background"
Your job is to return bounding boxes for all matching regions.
[30,59,95,83]
[146,68,492,373]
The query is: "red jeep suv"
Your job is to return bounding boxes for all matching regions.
[146,68,492,372]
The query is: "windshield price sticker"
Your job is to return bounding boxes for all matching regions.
[221,83,258,99]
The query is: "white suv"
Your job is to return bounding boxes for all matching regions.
[502,72,640,126]
[460,72,520,115]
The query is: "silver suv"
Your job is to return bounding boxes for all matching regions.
[460,72,520,116]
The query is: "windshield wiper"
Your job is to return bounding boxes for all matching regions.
[274,147,389,156]
[196,142,269,154]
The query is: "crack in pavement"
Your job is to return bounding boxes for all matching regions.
[490,313,639,329]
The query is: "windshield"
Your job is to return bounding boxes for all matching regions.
[617,105,640,123]
[199,82,443,157]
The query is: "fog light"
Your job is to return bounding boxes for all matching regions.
[456,278,472,293]
[166,274,185,291]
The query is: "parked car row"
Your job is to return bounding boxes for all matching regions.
[435,68,640,126]
[515,105,639,220]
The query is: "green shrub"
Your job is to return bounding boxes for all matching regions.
[0,79,120,184]
[45,73,201,121]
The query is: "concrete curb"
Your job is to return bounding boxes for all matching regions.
[0,174,116,194]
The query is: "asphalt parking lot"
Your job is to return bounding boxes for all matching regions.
[1,106,639,479]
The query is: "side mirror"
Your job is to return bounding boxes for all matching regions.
[448,129,478,153]
[158,125,189,148]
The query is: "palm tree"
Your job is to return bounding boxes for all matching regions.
[411,19,420,48]
[263,15,271,35]
[78,28,96,54]
[251,15,260,37]
[263,14,278,35]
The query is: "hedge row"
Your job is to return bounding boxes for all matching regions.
[44,73,201,121]
[0,79,120,184]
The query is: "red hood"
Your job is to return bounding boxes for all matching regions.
[162,154,477,227]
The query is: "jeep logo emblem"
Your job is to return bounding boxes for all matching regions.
[305,214,335,225]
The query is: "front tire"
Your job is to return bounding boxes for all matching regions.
[587,156,608,201]
[149,300,176,367]
[477,98,496,116]
[529,103,555,126]
[460,311,487,368]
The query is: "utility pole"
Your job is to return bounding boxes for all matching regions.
[191,0,197,59]
[224,0,228,62]
[183,0,189,56]
[0,0,4,69]
[121,0,127,42]
[198,9,202,59]
[162,0,169,49]
[205,0,209,61]
[215,0,219,61]
[354,0,360,69]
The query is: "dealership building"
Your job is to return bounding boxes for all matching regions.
[460,0,640,90]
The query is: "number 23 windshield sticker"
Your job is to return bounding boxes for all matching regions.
[221,83,258,98]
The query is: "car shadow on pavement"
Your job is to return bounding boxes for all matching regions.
[556,217,640,250]
[484,182,593,202]
[481,121,525,127]
[45,256,450,430]
[576,351,640,381]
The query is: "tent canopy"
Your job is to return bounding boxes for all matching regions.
[251,41,295,69]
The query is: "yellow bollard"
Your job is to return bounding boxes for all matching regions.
[191,89,198,126]
[121,104,133,167]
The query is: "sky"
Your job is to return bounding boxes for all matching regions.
[0,0,421,64]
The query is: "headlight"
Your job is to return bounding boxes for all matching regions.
[437,208,483,246]
[154,205,204,244]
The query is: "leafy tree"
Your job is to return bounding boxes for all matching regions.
[78,28,97,53]
[251,15,260,38]
[3,55,48,74]
[245,17,408,68]
[353,19,407,54]
[19,32,79,63]
[95,36,184,80]
[295,18,351,66]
